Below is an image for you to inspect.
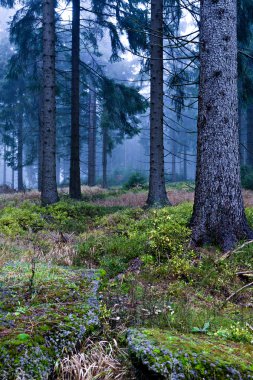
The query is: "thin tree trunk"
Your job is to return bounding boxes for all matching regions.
[12,168,14,190]
[247,103,253,167]
[17,112,24,191]
[63,158,69,184]
[41,0,59,205]
[88,83,97,186]
[3,144,6,185]
[56,155,60,185]
[147,0,170,207]
[183,145,187,181]
[38,95,44,191]
[69,0,81,199]
[102,126,108,189]
[191,0,252,251]
[12,131,15,190]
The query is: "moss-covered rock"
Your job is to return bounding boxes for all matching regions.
[0,262,100,379]
[127,328,253,379]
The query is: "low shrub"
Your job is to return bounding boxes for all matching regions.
[0,200,123,237]
[76,204,193,277]
[123,172,147,190]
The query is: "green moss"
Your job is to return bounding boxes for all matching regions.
[127,328,253,379]
[0,262,100,379]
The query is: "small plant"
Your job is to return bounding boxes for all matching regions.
[123,172,147,190]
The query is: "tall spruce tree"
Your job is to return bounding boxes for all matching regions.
[69,0,81,199]
[41,0,58,205]
[147,0,170,206]
[191,0,253,251]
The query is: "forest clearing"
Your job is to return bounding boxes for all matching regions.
[0,0,253,378]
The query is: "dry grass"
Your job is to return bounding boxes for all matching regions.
[0,186,109,207]
[93,190,194,208]
[93,189,253,208]
[0,186,253,209]
[0,190,41,208]
[55,338,130,380]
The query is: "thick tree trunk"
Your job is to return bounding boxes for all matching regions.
[88,83,97,186]
[41,0,59,205]
[102,126,108,189]
[17,113,24,192]
[191,0,252,251]
[247,104,253,167]
[69,0,81,199]
[147,0,170,207]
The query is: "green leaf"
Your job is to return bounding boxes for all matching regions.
[17,333,30,341]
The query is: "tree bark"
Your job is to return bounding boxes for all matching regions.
[191,0,252,251]
[147,0,170,207]
[41,0,59,205]
[69,0,81,199]
[88,83,97,186]
[102,126,108,189]
[17,112,24,191]
[247,103,253,167]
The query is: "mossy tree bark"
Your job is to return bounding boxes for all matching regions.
[41,0,58,205]
[147,0,170,207]
[191,0,253,251]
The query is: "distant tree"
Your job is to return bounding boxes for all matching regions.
[191,0,253,251]
[100,78,147,188]
[88,80,97,186]
[41,0,58,204]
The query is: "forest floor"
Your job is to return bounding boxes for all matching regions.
[0,184,253,379]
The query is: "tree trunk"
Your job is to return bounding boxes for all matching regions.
[88,83,97,186]
[102,126,108,189]
[69,0,81,199]
[56,155,61,185]
[3,144,6,185]
[247,103,253,167]
[191,0,252,251]
[12,168,14,190]
[183,145,187,181]
[17,112,24,192]
[38,94,44,191]
[147,0,170,207]
[12,131,15,189]
[41,0,59,205]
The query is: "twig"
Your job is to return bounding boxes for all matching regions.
[225,282,253,304]
[219,240,253,261]
[29,257,36,296]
